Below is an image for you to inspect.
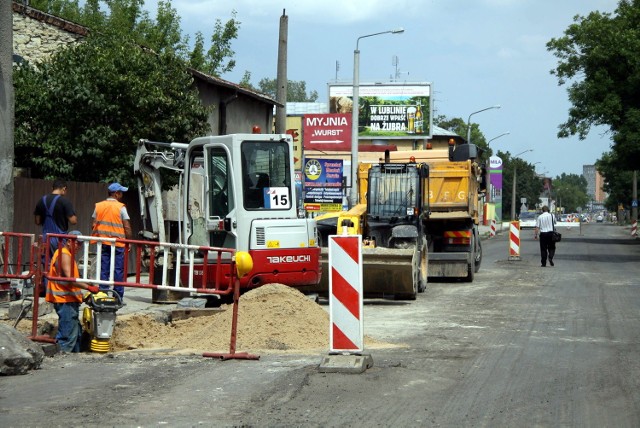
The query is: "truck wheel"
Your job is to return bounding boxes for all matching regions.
[474,232,482,273]
[417,238,428,293]
[465,236,475,282]
[465,261,475,282]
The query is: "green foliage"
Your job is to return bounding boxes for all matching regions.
[498,151,544,219]
[204,10,240,76]
[239,71,255,90]
[14,33,210,185]
[28,0,240,78]
[256,78,319,102]
[597,151,634,211]
[551,173,589,213]
[547,0,640,170]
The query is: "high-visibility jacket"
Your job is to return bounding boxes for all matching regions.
[46,247,83,304]
[94,199,126,247]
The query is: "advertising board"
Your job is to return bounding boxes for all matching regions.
[303,158,345,212]
[328,82,432,139]
[303,113,351,151]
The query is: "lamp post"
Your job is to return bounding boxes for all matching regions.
[466,105,501,145]
[511,149,533,220]
[350,28,405,207]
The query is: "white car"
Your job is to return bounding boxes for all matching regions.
[518,212,538,229]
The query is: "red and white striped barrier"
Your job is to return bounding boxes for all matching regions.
[632,220,637,237]
[328,235,363,353]
[509,221,521,261]
[489,219,497,238]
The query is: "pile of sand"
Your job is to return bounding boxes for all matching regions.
[111,284,332,354]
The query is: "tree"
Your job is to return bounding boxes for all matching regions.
[597,151,634,212]
[498,151,544,218]
[551,173,589,213]
[257,78,319,102]
[547,0,640,170]
[28,0,240,77]
[14,31,210,185]
[1,0,14,233]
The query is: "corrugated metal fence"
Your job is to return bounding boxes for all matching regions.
[13,177,142,239]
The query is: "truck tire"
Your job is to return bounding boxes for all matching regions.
[465,234,476,282]
[417,237,428,293]
[474,229,482,273]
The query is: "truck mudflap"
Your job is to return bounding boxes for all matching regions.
[305,247,417,299]
[428,252,473,278]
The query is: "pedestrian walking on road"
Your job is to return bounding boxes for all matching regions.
[534,205,556,267]
[46,231,99,353]
[92,183,132,299]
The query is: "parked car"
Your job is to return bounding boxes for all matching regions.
[596,215,604,222]
[518,211,538,229]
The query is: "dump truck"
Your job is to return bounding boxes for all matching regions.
[309,141,484,299]
[390,143,485,282]
[134,134,321,298]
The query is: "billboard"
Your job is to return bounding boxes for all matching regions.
[285,116,303,170]
[328,83,433,139]
[303,158,345,212]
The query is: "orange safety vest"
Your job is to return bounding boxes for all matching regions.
[94,199,126,247]
[46,247,83,304]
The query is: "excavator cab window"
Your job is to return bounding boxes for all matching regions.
[208,147,232,219]
[241,140,291,210]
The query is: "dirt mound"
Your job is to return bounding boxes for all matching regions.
[112,284,331,354]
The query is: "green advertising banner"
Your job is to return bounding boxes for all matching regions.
[328,83,432,139]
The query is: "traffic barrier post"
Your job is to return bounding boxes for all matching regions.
[490,219,497,238]
[509,221,521,261]
[328,235,364,353]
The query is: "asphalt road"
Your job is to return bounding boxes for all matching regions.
[2,222,640,427]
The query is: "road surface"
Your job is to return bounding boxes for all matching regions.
[2,222,640,427]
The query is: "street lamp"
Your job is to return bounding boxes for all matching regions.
[511,149,534,220]
[466,105,501,145]
[487,131,510,148]
[350,27,405,207]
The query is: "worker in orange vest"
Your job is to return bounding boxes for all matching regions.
[92,183,133,299]
[46,231,99,353]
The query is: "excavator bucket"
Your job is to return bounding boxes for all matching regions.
[317,246,417,300]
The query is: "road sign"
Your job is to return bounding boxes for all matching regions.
[303,113,351,151]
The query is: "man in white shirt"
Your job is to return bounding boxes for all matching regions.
[534,205,556,267]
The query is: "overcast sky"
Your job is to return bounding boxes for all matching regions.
[164,0,619,178]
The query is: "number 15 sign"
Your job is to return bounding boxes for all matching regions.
[264,187,290,209]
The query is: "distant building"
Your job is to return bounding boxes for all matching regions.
[583,164,607,209]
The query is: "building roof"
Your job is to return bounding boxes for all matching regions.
[189,68,280,107]
[12,1,89,36]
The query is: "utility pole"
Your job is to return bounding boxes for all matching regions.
[275,9,287,134]
[633,170,638,223]
[0,0,15,233]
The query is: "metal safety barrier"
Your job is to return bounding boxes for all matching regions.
[1,231,259,359]
[42,233,237,296]
[0,232,38,280]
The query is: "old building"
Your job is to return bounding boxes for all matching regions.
[11,1,278,135]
